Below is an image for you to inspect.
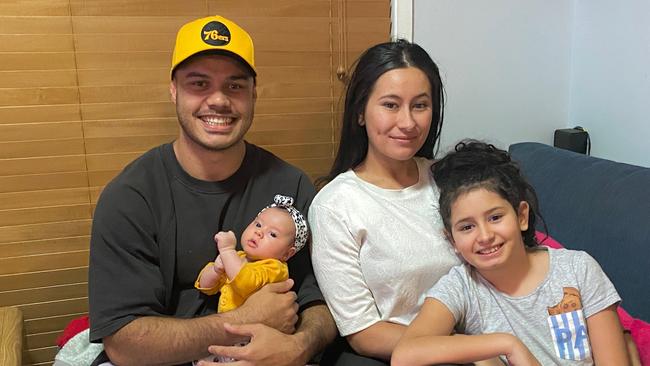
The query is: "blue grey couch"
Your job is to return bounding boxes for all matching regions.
[509,142,650,322]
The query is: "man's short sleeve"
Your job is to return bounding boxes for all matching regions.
[88,181,167,342]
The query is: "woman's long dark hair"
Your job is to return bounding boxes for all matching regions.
[316,39,445,188]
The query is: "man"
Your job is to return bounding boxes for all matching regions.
[88,15,336,365]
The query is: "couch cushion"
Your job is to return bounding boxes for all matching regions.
[509,142,650,322]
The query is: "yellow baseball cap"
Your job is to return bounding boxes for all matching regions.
[170,15,256,78]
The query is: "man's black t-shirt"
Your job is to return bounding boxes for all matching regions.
[88,142,321,347]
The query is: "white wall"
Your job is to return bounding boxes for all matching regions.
[413,0,573,154]
[407,0,649,167]
[569,0,650,167]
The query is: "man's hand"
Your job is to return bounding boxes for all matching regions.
[198,323,309,366]
[215,231,237,253]
[232,279,298,334]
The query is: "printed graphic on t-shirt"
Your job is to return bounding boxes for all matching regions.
[547,287,592,361]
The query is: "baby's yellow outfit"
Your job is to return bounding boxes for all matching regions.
[194,251,288,312]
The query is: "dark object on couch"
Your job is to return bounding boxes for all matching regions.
[509,142,650,322]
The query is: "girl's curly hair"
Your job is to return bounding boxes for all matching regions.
[431,140,546,247]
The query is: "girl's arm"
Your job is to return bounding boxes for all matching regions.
[587,304,631,365]
[392,298,539,366]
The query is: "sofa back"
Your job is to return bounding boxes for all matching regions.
[509,142,650,322]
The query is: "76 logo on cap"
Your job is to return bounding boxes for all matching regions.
[201,21,231,45]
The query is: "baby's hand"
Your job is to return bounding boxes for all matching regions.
[215,231,237,253]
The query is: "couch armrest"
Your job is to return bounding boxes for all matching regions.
[0,306,23,366]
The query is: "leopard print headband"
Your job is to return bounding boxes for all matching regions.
[260,194,309,252]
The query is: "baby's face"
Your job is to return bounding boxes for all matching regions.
[241,207,296,261]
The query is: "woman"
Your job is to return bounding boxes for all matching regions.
[310,40,461,364]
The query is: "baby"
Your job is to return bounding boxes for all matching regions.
[195,194,309,313]
[194,194,308,363]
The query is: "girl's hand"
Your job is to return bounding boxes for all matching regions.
[505,336,541,366]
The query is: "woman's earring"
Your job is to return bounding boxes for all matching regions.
[358,119,365,126]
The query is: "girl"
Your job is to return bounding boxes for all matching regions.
[392,141,630,365]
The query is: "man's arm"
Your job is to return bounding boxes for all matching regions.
[104,314,237,366]
[104,280,300,366]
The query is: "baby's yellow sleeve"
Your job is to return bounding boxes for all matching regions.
[194,262,227,295]
[228,259,289,299]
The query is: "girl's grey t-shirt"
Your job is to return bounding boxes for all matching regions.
[427,247,620,365]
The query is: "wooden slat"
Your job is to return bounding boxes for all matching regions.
[25,330,59,351]
[0,204,90,227]
[0,220,91,244]
[257,81,331,98]
[0,139,85,159]
[0,105,80,125]
[78,68,168,86]
[0,35,74,52]
[0,155,87,176]
[85,152,142,171]
[74,33,175,53]
[263,143,332,160]
[81,101,175,120]
[256,97,332,114]
[287,157,333,176]
[241,20,331,52]
[0,52,76,71]
[0,189,89,210]
[0,70,77,88]
[0,282,87,308]
[72,15,197,34]
[343,1,390,18]
[250,113,332,132]
[0,87,79,107]
[83,118,178,138]
[0,267,88,292]
[88,169,121,188]
[19,298,87,320]
[254,51,332,68]
[85,134,175,154]
[0,15,72,34]
[0,172,89,194]
[0,122,83,142]
[0,0,70,16]
[69,0,207,16]
[75,51,169,69]
[207,0,330,17]
[79,84,169,103]
[246,128,332,146]
[24,312,86,335]
[23,345,58,365]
